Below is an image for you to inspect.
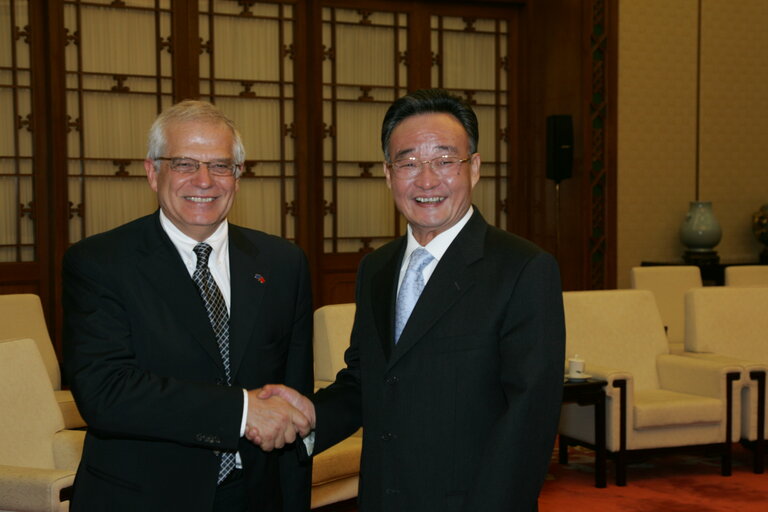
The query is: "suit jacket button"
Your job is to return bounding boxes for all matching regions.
[216,378,225,386]
[385,376,399,385]
[381,432,394,441]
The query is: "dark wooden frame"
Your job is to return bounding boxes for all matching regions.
[559,378,608,488]
[1,0,619,361]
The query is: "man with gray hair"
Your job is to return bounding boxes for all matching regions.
[63,100,314,511]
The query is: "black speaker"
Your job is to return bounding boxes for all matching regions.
[546,115,573,183]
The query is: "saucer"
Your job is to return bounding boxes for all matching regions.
[566,374,592,382]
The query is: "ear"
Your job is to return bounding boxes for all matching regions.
[382,162,392,190]
[145,159,159,192]
[469,153,481,189]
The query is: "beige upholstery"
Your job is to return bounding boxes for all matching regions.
[310,303,361,509]
[0,338,85,512]
[559,290,741,485]
[313,303,356,390]
[684,287,768,453]
[0,294,85,429]
[630,266,702,354]
[724,265,768,286]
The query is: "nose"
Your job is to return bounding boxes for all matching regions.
[190,164,214,188]
[413,164,440,189]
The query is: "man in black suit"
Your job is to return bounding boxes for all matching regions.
[262,89,566,511]
[63,100,314,512]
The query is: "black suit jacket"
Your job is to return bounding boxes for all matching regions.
[63,212,313,512]
[313,209,565,512]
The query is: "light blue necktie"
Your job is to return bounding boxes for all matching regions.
[394,247,434,343]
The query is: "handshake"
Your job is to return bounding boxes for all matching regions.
[245,385,314,451]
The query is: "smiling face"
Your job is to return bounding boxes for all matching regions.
[144,120,239,241]
[383,112,480,245]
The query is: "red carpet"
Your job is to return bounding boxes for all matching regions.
[317,442,768,511]
[540,443,768,511]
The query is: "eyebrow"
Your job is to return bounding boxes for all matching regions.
[392,144,460,160]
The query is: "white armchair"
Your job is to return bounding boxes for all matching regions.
[0,294,85,429]
[630,265,702,353]
[0,337,85,512]
[724,265,768,286]
[313,303,356,391]
[559,290,741,485]
[310,303,362,509]
[684,286,768,473]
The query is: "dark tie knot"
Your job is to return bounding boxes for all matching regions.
[193,242,213,269]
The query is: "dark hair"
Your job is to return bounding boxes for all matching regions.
[380,88,479,161]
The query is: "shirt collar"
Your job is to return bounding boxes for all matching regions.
[159,209,229,268]
[403,205,474,264]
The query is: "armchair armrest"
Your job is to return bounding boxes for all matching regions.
[0,465,74,512]
[580,363,633,400]
[657,354,741,398]
[52,429,85,470]
[54,390,86,429]
[682,353,768,376]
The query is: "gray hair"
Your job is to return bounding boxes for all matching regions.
[146,100,246,178]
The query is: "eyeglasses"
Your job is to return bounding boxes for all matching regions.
[386,155,471,179]
[156,157,240,177]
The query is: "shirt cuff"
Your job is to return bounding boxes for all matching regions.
[303,431,316,456]
[240,388,248,437]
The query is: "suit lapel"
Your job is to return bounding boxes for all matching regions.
[136,212,226,373]
[227,225,267,379]
[387,210,487,370]
[371,240,405,361]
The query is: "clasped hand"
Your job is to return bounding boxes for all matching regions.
[245,385,315,451]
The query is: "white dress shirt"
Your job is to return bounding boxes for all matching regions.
[159,210,247,467]
[397,206,474,293]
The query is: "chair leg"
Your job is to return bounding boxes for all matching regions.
[615,450,626,486]
[752,370,765,474]
[721,442,732,476]
[558,436,569,464]
[614,379,627,486]
[721,372,739,477]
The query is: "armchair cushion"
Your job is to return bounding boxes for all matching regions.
[634,390,721,429]
[310,431,362,509]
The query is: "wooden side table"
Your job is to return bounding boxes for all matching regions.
[559,378,607,488]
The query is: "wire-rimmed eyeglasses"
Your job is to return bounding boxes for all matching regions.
[155,157,240,177]
[386,155,471,180]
